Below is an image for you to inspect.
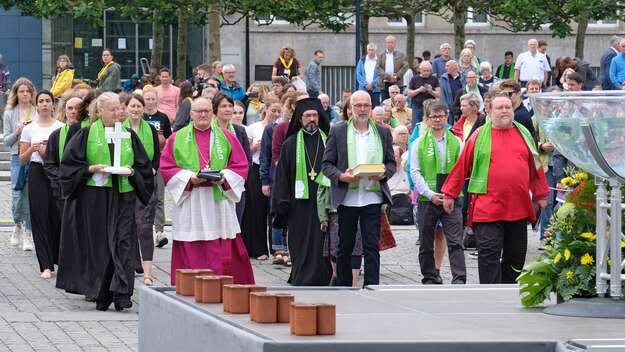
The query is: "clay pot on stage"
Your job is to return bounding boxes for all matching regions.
[177,269,199,296]
[315,303,336,335]
[219,276,234,309]
[201,276,222,303]
[194,275,212,302]
[247,285,267,309]
[196,269,214,276]
[252,293,277,323]
[223,285,250,313]
[175,269,184,294]
[291,303,317,336]
[275,294,294,323]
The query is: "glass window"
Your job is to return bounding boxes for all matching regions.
[387,12,424,26]
[466,7,488,25]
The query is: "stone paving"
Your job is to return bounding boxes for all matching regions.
[0,180,542,351]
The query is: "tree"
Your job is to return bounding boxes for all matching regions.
[490,0,625,59]
[426,0,492,57]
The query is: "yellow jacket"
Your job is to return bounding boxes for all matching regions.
[51,68,75,98]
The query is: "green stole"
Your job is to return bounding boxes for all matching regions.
[123,118,154,160]
[347,118,383,192]
[85,119,134,193]
[417,128,461,201]
[172,122,231,200]
[81,119,91,128]
[468,120,540,194]
[295,129,330,199]
[58,124,69,160]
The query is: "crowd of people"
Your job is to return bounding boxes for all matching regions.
[0,33,616,312]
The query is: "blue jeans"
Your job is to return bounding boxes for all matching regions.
[412,105,424,129]
[10,154,31,230]
[269,194,286,251]
[368,91,381,108]
[538,166,555,239]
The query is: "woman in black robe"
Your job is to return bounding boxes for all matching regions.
[272,98,332,286]
[56,92,154,311]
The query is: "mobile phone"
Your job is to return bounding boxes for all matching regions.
[249,92,259,99]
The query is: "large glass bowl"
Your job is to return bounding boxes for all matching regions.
[530,91,625,179]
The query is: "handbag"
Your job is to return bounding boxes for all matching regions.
[379,211,397,251]
[13,163,29,191]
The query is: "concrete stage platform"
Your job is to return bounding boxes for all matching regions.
[138,285,625,352]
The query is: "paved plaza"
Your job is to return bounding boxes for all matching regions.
[0,180,542,351]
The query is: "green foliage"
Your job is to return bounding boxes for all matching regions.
[518,171,602,307]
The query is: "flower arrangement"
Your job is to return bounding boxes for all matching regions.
[517,171,600,307]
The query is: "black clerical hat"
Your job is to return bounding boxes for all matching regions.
[285,97,330,139]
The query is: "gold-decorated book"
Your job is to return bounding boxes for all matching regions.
[352,163,385,177]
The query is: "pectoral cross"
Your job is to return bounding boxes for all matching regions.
[308,170,317,181]
[104,122,131,170]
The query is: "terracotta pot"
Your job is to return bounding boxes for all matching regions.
[249,292,260,321]
[289,302,296,334]
[196,269,214,276]
[291,303,317,336]
[275,294,294,323]
[247,285,267,310]
[253,293,277,323]
[175,269,184,294]
[193,276,207,302]
[315,304,336,335]
[223,285,250,314]
[218,276,234,308]
[177,269,199,296]
[198,276,221,303]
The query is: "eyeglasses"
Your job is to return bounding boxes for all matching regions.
[501,90,516,97]
[427,115,446,120]
[192,109,212,115]
[352,103,372,109]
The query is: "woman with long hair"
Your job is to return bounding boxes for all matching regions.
[271,44,303,82]
[242,95,281,261]
[19,90,64,279]
[172,81,194,131]
[51,55,75,98]
[3,77,36,251]
[243,82,266,125]
[123,94,160,285]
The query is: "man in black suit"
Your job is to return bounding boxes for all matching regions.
[322,91,396,287]
[600,36,622,90]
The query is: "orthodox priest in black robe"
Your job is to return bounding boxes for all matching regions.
[56,93,154,311]
[272,98,332,286]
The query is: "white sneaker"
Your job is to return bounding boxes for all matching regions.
[22,231,34,251]
[155,232,168,248]
[10,227,22,246]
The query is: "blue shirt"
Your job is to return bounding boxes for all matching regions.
[610,53,625,88]
[220,83,245,101]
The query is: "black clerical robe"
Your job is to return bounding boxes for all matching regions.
[43,123,82,213]
[272,131,332,286]
[55,126,154,302]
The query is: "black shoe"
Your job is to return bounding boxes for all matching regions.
[155,236,169,248]
[135,267,144,274]
[114,297,133,311]
[96,299,111,311]
[434,270,443,284]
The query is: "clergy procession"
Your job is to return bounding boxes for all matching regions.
[11,33,593,314]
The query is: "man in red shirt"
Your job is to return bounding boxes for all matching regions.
[441,94,548,284]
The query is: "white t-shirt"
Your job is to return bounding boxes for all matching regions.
[245,121,266,165]
[515,51,551,82]
[364,57,377,84]
[20,120,64,163]
[341,126,383,207]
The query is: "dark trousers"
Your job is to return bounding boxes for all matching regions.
[337,204,381,286]
[474,220,528,284]
[417,200,466,284]
[28,163,61,272]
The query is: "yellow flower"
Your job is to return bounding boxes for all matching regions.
[566,271,574,281]
[564,248,571,261]
[580,253,594,266]
[572,172,588,181]
[580,232,597,241]
[561,177,574,188]
[621,240,625,248]
[554,252,562,264]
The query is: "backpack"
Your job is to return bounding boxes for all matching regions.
[387,193,414,225]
